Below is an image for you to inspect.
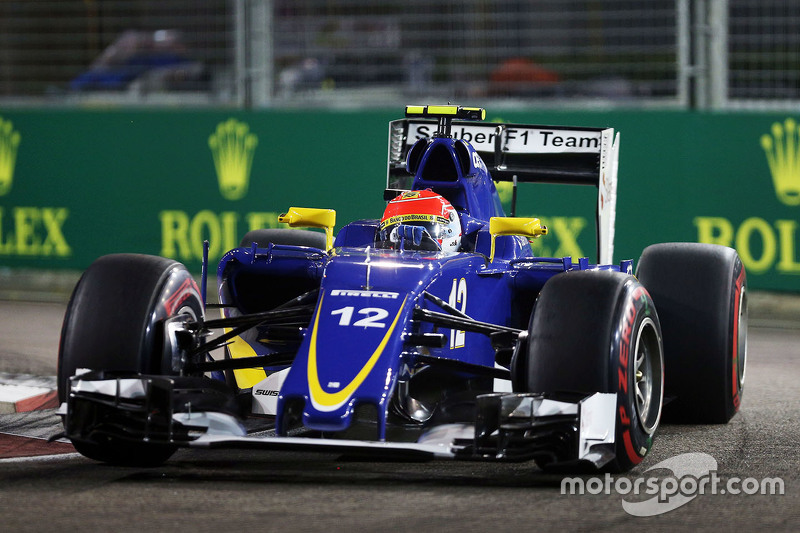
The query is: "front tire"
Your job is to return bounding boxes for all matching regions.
[520,270,664,472]
[58,254,204,466]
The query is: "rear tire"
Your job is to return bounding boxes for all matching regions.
[239,228,327,249]
[636,243,747,424]
[521,270,664,473]
[58,254,204,466]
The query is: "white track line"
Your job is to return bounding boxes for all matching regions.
[0,452,82,464]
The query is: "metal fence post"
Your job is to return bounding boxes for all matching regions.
[677,0,691,108]
[249,0,273,108]
[234,0,248,108]
[692,0,709,109]
[708,0,729,109]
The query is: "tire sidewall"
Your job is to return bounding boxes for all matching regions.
[727,255,747,419]
[610,281,663,471]
[145,266,204,375]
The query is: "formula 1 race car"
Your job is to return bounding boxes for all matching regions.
[56,105,747,473]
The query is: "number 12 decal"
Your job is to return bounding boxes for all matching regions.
[448,278,467,348]
[331,306,389,328]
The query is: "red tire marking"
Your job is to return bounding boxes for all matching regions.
[622,430,643,465]
[164,278,201,316]
[731,267,745,409]
[619,285,647,465]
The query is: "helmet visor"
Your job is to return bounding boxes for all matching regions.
[378,217,446,251]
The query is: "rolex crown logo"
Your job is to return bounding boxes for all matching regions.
[761,118,800,206]
[209,118,258,201]
[0,117,21,197]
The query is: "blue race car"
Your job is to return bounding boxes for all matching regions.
[57,106,747,472]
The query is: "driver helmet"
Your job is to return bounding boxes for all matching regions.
[379,190,462,252]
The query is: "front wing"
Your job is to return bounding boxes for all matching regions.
[59,372,618,469]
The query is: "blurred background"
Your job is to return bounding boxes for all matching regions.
[1,0,799,294]
[0,0,797,110]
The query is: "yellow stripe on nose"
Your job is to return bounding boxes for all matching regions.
[307,293,407,411]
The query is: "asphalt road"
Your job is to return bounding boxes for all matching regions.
[0,299,798,531]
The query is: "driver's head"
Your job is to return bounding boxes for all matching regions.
[379,190,461,252]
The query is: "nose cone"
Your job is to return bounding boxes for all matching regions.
[276,250,439,437]
[277,289,409,436]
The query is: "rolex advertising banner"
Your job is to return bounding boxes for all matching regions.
[0,108,798,292]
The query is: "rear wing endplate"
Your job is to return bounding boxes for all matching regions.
[387,119,620,264]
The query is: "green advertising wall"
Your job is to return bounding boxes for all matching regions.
[0,107,798,292]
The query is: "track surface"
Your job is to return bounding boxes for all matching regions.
[0,300,798,531]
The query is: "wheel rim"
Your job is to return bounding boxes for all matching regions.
[161,300,202,375]
[737,287,748,391]
[633,317,663,435]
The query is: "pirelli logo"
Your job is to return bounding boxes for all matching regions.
[330,289,399,299]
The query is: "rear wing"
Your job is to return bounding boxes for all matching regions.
[387,118,620,264]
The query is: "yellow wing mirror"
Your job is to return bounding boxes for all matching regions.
[278,207,336,251]
[488,217,548,262]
